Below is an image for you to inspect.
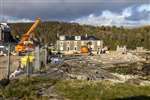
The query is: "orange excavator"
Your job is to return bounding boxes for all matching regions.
[15,18,41,53]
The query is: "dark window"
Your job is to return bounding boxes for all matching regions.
[74,47,77,50]
[67,47,70,51]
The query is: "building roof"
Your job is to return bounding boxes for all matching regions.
[61,35,100,40]
[81,35,99,40]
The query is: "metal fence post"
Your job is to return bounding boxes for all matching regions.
[26,50,30,77]
[45,44,48,66]
[7,44,11,79]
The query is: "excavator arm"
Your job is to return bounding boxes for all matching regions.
[15,18,41,53]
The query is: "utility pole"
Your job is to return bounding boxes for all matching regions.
[7,44,11,79]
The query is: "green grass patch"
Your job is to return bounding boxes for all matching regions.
[0,77,57,100]
[1,77,150,100]
[55,80,150,100]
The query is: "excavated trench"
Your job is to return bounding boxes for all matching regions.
[106,62,150,76]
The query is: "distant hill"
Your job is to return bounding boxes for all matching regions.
[9,21,150,50]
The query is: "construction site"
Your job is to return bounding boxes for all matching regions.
[0,18,150,100]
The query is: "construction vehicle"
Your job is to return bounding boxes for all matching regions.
[15,18,41,53]
[0,23,11,42]
[0,23,16,56]
[80,46,89,53]
[21,52,35,67]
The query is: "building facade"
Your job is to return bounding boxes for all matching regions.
[56,35,103,54]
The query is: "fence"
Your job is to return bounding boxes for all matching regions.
[0,44,49,80]
[0,56,20,79]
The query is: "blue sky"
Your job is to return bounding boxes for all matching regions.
[0,0,150,27]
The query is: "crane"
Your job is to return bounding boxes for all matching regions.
[15,18,41,53]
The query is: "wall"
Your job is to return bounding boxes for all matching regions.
[57,40,103,54]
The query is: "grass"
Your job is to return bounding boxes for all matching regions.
[55,80,150,100]
[0,77,57,100]
[0,77,150,100]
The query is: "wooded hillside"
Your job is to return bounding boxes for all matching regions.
[9,21,150,50]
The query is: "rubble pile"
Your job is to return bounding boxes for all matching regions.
[43,61,117,81]
[88,52,146,64]
[10,52,150,86]
[36,52,149,81]
[107,62,150,76]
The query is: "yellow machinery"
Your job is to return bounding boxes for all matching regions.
[15,18,41,53]
[21,53,34,67]
[80,46,89,53]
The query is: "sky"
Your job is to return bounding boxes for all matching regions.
[0,0,150,27]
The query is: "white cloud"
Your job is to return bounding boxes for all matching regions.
[137,4,150,12]
[7,18,33,23]
[122,7,132,17]
[71,4,150,27]
[0,16,33,23]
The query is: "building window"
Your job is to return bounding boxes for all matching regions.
[81,41,84,45]
[75,36,81,40]
[67,41,70,45]
[74,47,77,51]
[60,42,63,46]
[60,47,63,51]
[87,41,92,45]
[97,41,101,46]
[67,47,70,51]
